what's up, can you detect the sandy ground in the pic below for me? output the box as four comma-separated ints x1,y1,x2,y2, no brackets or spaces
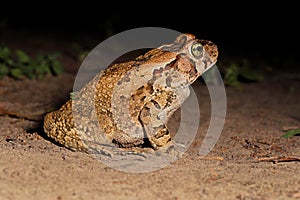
0,30,299,200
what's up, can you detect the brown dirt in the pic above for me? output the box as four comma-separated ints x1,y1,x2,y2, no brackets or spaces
0,30,299,200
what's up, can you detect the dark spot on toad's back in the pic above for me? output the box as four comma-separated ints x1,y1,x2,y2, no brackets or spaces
153,67,164,79
166,77,172,87
151,100,161,109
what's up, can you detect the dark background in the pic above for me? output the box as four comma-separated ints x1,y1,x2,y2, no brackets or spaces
1,2,299,60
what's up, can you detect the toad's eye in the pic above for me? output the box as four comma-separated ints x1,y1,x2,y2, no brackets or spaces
191,43,203,58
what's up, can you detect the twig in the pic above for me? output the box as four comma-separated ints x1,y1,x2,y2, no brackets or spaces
255,156,300,163
199,156,224,161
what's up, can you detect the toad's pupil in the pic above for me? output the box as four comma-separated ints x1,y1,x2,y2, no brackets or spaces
197,46,202,51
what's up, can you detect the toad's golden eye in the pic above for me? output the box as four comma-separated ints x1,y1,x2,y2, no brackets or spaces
191,43,203,58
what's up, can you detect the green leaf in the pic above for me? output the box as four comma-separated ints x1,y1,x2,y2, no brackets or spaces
0,46,11,60
224,63,240,87
36,64,51,79
79,50,89,62
10,68,23,79
6,58,14,66
0,45,63,80
51,59,63,75
70,92,78,100
15,50,31,64
239,67,263,82
22,62,36,79
281,129,300,138
0,63,9,79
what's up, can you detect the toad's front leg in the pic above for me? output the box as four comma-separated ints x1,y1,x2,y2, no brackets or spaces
139,100,172,150
139,86,191,151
